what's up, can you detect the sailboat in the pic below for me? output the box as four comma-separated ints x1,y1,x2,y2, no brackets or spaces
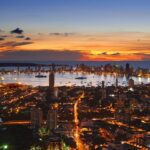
35,72,47,78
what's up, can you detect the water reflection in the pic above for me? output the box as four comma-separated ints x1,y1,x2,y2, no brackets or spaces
0,72,149,87
138,76,142,83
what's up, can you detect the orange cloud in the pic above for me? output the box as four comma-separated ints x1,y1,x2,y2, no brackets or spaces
0,31,150,61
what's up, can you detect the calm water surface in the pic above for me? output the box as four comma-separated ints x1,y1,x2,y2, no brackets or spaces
1,72,149,87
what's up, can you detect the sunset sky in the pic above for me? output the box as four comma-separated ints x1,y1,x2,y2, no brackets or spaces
0,0,150,61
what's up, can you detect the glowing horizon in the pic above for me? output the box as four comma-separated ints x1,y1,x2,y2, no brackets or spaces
0,0,150,61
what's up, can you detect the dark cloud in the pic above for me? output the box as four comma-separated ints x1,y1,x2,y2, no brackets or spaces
49,32,75,37
10,28,23,34
0,37,5,41
99,52,120,56
25,37,31,40
111,52,120,55
0,50,82,61
0,41,33,48
16,35,25,38
101,52,107,55
50,33,61,36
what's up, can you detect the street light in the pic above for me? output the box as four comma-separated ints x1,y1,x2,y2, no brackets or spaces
3,145,8,149
0,145,8,150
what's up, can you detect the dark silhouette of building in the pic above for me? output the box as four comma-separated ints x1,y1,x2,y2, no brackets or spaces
100,81,107,100
30,108,43,128
128,78,134,87
46,72,56,102
47,109,57,130
49,72,55,89
102,81,105,89
126,63,130,73
116,78,118,87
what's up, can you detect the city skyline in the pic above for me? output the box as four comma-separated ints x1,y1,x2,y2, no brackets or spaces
0,0,150,61
0,1,150,149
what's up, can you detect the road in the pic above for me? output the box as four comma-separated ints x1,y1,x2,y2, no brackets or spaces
73,92,89,150
0,120,31,125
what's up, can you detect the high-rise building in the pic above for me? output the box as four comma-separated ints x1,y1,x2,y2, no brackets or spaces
116,78,118,87
47,109,57,130
49,72,55,89
102,81,105,89
100,81,106,100
30,108,43,128
54,87,59,98
126,63,130,73
47,71,56,100
128,79,134,87
101,89,107,99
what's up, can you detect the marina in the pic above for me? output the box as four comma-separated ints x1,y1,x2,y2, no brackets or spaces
0,71,149,87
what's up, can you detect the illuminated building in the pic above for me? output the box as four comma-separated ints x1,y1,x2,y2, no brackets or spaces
54,87,59,99
47,137,62,150
137,134,150,149
47,109,57,130
30,108,43,128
